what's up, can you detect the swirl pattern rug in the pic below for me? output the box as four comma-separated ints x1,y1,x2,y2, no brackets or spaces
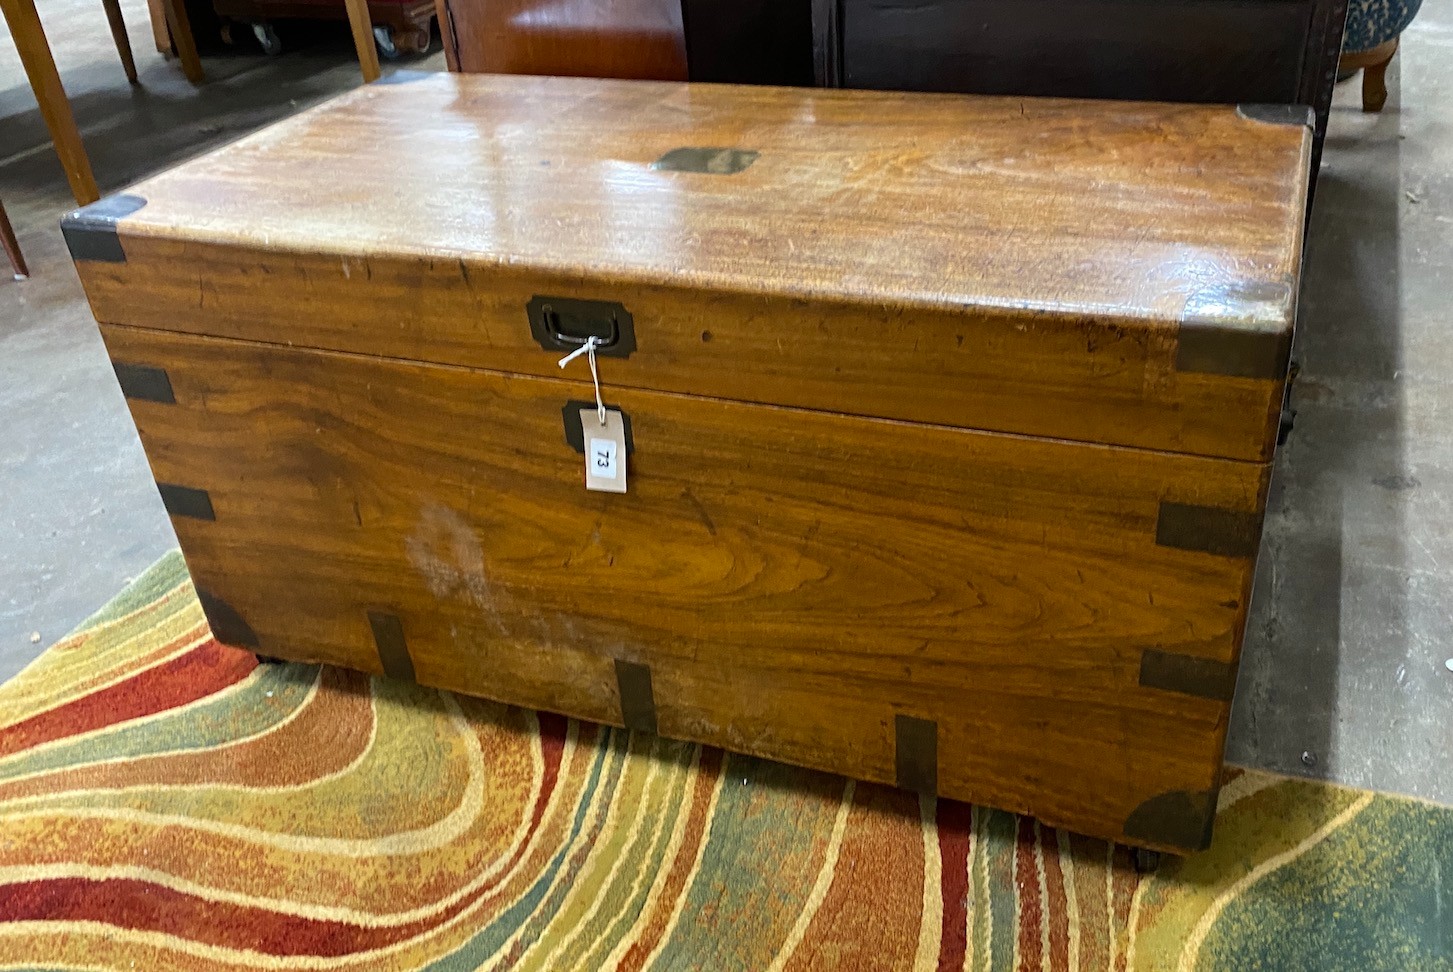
1,552,1449,971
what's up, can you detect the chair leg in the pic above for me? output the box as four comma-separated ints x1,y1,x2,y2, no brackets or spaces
0,0,101,204
101,0,139,84
433,0,458,71
159,0,204,83
1,202,29,280
1362,45,1396,113
343,0,381,83
145,0,169,52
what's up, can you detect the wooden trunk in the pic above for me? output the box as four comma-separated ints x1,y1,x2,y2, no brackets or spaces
64,73,1310,852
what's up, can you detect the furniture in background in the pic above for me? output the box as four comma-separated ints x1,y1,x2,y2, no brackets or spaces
215,0,428,63
160,0,205,81
0,200,27,280
141,0,204,80
142,0,382,82
2,0,382,215
1339,0,1423,111
0,0,120,204
2,0,211,205
101,0,140,83
431,0,811,82
435,0,686,77
437,0,1347,186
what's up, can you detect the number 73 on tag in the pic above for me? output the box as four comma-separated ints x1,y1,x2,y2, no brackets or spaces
582,408,628,493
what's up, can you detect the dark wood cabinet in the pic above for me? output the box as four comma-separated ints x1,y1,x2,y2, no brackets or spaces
833,0,1314,101
679,0,815,87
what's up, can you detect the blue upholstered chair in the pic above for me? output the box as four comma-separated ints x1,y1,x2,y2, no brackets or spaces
1340,0,1424,111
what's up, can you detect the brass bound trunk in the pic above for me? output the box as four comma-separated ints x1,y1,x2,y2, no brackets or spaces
65,73,1311,852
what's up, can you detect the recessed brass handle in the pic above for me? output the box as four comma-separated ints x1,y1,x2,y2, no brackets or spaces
541,303,618,348
526,295,636,357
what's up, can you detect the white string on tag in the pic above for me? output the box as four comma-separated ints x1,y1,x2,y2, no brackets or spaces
557,336,608,426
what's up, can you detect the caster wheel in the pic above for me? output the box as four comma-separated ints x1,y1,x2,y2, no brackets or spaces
373,25,401,60
1132,848,1163,874
394,25,432,54
253,22,283,56
219,22,235,45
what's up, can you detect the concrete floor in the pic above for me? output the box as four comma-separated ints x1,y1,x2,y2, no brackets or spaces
2,2,1450,804
1223,17,1453,803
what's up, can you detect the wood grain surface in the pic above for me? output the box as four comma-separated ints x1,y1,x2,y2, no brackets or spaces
103,323,1269,848
71,73,1309,461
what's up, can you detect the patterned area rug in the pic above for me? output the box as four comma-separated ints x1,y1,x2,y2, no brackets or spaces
0,553,1449,971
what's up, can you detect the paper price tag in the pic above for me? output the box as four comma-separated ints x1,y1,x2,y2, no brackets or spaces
589,437,618,477
582,408,628,493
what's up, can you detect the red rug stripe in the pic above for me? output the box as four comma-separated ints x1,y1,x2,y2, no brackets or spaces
0,876,386,956
1042,831,1071,969
0,640,256,758
936,798,973,971
0,708,571,958
1013,818,1044,970
535,711,567,816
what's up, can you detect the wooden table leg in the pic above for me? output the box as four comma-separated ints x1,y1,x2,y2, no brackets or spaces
343,0,381,83
101,0,139,84
159,0,204,83
0,201,28,280
0,0,101,205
